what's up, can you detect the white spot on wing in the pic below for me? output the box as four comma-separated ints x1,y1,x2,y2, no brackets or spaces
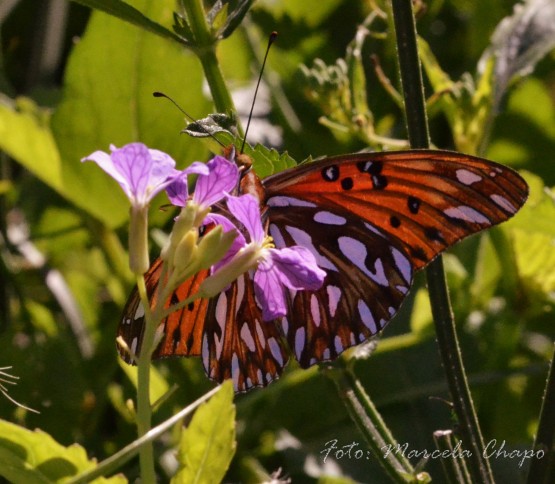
391,247,412,284
310,294,321,327
338,236,388,286
215,293,227,331
285,226,338,271
255,320,265,348
358,300,377,333
134,303,145,321
295,327,306,360
445,205,490,224
268,337,284,367
281,317,289,336
269,224,286,248
456,169,482,185
313,211,347,225
334,336,343,354
130,337,138,357
491,194,517,213
231,353,240,390
235,275,245,316
267,196,317,208
364,221,386,238
240,323,256,352
326,285,341,318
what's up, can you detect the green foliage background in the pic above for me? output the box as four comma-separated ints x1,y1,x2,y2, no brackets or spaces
0,0,554,482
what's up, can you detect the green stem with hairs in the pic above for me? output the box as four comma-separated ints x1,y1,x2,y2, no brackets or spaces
390,0,494,482
182,0,242,135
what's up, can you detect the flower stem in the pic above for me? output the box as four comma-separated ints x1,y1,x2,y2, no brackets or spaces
526,342,555,484
67,386,221,484
326,362,421,483
182,0,242,135
390,1,494,482
135,274,157,483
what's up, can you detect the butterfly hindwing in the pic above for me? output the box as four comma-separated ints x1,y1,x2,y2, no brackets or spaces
118,259,209,362
202,272,289,392
269,207,413,367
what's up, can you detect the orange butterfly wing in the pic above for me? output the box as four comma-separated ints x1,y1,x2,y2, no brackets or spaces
263,150,528,367
264,150,528,270
117,258,209,362
119,149,528,388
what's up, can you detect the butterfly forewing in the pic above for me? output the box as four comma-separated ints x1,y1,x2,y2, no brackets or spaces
264,150,528,270
262,150,528,363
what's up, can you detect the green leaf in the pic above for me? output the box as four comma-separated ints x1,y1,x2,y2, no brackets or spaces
51,0,211,228
0,419,126,483
0,96,64,197
69,0,183,44
172,381,236,483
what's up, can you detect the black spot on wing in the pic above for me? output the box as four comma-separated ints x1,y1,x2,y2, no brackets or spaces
390,215,401,228
341,177,354,190
408,196,421,214
424,227,446,244
322,165,339,182
410,246,428,263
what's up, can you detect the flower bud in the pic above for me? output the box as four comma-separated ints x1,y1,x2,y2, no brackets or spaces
196,226,237,270
173,229,199,272
198,244,259,298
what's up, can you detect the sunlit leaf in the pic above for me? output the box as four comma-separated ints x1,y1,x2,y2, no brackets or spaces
172,381,236,483
0,419,125,483
51,0,210,228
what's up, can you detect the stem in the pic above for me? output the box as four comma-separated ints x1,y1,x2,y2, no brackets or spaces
526,343,555,484
182,0,242,134
135,274,156,483
390,1,494,483
326,363,420,483
67,386,221,484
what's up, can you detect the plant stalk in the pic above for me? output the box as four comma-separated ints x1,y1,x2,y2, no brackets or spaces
390,0,494,482
135,274,157,483
182,0,242,134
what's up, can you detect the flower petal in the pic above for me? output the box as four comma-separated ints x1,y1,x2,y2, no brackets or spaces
81,149,133,199
166,162,210,207
193,156,239,208
82,143,178,207
254,261,288,320
268,246,326,290
226,194,265,244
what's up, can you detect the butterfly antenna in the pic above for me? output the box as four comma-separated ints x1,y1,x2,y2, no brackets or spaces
240,31,278,154
152,91,225,148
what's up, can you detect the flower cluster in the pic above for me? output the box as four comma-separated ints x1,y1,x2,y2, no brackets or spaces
82,142,325,320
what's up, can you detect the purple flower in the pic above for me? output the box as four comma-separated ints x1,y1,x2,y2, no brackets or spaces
166,155,239,209
81,143,189,208
226,195,326,320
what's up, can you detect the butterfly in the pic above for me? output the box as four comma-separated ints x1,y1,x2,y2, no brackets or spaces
118,149,528,392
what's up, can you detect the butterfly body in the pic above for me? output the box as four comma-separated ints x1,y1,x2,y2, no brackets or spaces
119,150,528,392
